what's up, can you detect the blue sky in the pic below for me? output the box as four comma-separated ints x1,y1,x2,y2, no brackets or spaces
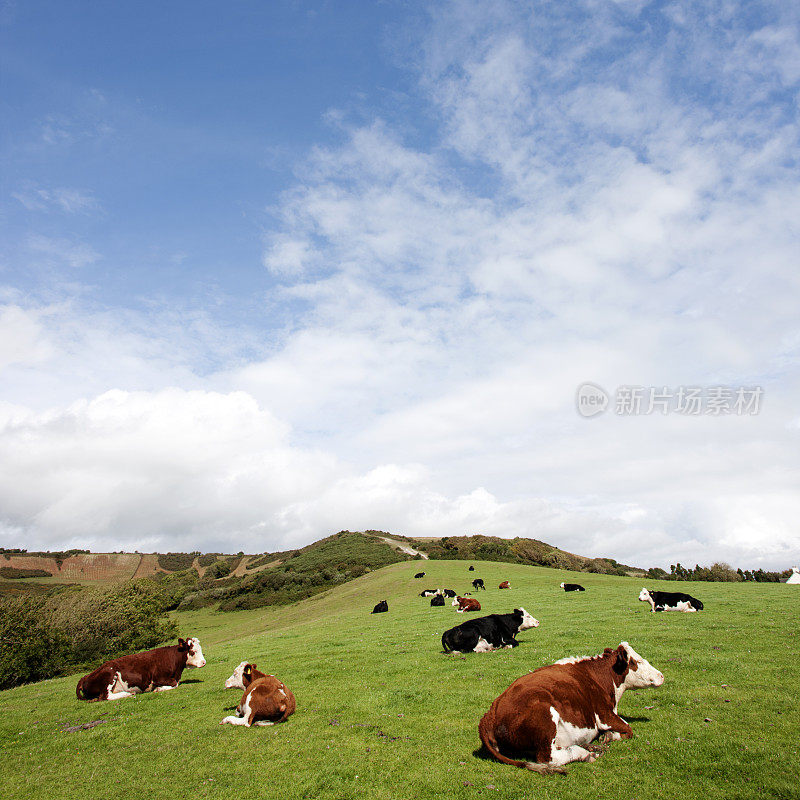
1,1,799,569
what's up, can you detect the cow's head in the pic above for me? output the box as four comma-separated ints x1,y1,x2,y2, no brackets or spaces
560,582,565,588
242,663,259,688
612,642,664,689
638,588,652,603
452,597,461,607
514,608,539,630
224,660,248,689
179,637,206,668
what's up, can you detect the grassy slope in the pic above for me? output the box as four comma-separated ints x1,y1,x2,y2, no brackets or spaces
0,560,797,800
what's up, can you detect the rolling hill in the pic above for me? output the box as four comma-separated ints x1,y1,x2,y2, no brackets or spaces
0,558,796,800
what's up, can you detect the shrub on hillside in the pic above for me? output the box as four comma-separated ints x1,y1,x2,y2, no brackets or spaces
0,597,70,690
48,582,177,665
0,567,52,579
157,553,197,571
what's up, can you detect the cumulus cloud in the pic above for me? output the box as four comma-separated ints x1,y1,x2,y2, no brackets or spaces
1,1,799,568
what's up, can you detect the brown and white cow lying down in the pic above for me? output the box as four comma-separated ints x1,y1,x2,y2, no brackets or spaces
452,596,481,613
221,662,295,727
478,642,664,773
76,637,206,701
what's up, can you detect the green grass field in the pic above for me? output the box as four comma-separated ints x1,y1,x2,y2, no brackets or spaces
1,560,798,800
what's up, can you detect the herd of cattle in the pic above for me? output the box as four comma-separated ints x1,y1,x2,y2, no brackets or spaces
73,571,704,773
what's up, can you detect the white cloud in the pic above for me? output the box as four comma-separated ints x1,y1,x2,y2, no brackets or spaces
1,1,799,569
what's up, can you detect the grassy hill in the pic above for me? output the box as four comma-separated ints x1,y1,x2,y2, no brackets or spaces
0,559,796,800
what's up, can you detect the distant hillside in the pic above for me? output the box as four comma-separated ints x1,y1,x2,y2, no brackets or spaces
401,534,645,577
0,530,643,606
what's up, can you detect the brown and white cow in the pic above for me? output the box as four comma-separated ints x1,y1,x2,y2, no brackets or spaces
478,642,664,773
76,637,206,701
499,581,510,589
221,662,295,727
452,596,481,613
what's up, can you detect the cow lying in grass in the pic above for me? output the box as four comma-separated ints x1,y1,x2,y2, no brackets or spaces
442,609,539,654
479,642,664,773
639,587,703,612
221,662,295,727
76,638,205,701
452,596,481,612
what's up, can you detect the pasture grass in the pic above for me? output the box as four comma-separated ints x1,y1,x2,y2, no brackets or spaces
1,560,798,800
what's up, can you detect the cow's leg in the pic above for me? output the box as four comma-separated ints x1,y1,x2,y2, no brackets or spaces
597,712,633,742
106,672,135,701
550,745,598,766
154,683,178,692
221,696,251,725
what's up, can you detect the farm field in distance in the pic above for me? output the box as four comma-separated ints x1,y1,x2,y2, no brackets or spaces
0,560,797,800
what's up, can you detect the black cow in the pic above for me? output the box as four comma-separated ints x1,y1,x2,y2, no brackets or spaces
441,609,539,654
560,582,586,592
472,578,486,590
468,565,475,571
414,572,426,579
419,589,439,597
372,600,388,614
442,588,456,598
430,594,445,607
639,587,703,611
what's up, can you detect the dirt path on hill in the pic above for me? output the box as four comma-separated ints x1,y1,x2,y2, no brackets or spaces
379,537,429,559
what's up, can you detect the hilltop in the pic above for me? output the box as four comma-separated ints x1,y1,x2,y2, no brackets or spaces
0,531,647,612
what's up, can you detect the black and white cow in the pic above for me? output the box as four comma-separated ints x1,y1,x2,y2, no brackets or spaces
441,609,539,654
561,582,586,592
472,578,486,590
430,593,445,607
419,589,439,597
639,587,703,612
442,588,457,598
372,600,388,613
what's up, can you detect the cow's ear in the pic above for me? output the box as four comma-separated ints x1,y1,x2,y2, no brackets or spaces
177,638,187,650
613,645,629,674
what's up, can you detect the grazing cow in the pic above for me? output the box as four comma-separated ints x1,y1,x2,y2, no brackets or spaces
442,588,457,598
639,587,703,612
76,638,206,701
472,578,486,590
478,642,664,773
372,600,388,614
561,583,585,592
220,663,295,727
419,589,439,597
469,565,475,571
452,596,481,613
442,609,539,654
430,593,445,607
499,581,510,589
414,572,426,579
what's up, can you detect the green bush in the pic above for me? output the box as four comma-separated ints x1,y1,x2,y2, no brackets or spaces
157,553,197,571
0,567,51,579
0,580,178,689
0,597,70,690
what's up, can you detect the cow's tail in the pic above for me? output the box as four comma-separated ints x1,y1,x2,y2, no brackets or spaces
441,631,453,653
478,711,566,775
